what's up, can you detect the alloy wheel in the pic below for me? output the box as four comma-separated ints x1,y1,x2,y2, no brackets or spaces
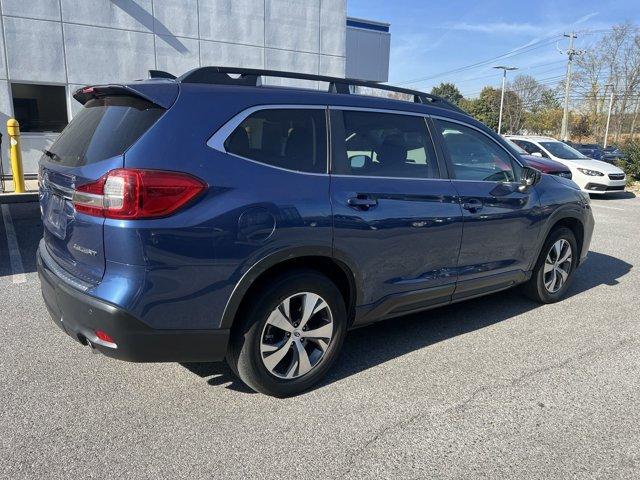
260,292,334,379
543,239,573,293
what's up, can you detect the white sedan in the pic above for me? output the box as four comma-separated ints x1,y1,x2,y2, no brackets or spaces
507,135,626,194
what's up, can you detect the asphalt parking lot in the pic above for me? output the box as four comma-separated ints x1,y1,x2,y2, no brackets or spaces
1,194,639,479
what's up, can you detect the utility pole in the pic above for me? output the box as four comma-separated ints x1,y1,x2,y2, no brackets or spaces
603,84,615,148
560,33,580,141
630,96,640,139
493,65,518,135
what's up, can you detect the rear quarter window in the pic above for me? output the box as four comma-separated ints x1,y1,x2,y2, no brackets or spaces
45,96,164,166
224,108,327,174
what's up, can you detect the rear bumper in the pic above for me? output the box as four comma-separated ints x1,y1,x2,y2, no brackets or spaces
37,245,229,363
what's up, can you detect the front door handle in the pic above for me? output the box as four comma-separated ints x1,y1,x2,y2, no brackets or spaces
347,195,378,210
462,198,483,212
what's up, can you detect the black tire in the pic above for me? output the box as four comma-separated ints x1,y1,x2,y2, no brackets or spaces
522,227,578,303
226,270,347,397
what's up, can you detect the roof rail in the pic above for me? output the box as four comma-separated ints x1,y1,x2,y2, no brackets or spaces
176,66,467,115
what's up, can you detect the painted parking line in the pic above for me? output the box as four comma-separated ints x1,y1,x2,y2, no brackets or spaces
1,204,26,284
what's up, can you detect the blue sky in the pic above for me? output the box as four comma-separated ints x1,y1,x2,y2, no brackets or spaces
347,0,640,97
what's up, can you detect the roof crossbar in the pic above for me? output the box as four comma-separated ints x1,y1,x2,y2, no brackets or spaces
176,66,466,114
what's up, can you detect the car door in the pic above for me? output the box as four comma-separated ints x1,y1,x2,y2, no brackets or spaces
431,118,542,300
330,108,464,322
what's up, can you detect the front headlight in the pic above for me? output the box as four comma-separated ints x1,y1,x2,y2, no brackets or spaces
577,168,604,176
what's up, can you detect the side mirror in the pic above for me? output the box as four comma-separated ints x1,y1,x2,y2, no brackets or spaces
519,166,542,192
530,151,543,157
349,154,371,169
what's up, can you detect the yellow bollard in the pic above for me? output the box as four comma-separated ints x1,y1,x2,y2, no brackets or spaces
7,118,25,193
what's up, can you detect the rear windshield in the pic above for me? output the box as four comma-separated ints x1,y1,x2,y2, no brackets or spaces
45,96,164,166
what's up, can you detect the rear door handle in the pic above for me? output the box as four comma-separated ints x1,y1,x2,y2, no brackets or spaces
347,195,378,210
462,198,483,212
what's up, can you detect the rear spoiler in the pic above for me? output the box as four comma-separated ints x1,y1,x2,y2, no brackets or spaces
73,82,178,109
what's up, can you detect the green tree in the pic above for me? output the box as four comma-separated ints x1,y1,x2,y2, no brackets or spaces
524,89,563,135
571,114,592,141
540,89,561,110
460,87,501,131
430,82,463,105
619,139,640,182
525,108,563,136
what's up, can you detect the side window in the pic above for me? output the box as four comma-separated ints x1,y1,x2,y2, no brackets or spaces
331,110,439,179
224,108,327,174
511,139,529,152
435,120,516,182
515,140,546,157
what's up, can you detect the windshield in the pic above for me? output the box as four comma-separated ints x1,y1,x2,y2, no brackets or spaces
539,141,588,160
504,138,527,155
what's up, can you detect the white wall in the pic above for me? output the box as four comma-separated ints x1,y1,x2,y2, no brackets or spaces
346,24,390,82
0,0,347,181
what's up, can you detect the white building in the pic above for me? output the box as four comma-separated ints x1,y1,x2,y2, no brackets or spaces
0,0,389,188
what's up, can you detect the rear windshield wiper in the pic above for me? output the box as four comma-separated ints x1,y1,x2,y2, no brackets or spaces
43,149,62,162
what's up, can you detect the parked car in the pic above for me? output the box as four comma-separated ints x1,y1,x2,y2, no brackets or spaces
507,135,626,194
603,146,625,164
573,143,605,161
38,67,594,397
503,138,572,179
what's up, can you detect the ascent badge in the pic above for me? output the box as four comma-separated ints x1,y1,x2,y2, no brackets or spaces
72,244,98,256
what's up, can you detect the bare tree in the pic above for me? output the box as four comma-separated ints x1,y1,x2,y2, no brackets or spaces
616,26,640,141
506,75,544,133
574,45,606,139
574,23,640,143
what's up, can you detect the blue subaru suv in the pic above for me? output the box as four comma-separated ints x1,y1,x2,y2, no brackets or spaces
37,67,594,397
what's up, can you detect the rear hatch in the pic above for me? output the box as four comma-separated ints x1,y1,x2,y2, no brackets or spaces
39,89,169,284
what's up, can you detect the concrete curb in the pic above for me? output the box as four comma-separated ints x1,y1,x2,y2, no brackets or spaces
0,192,39,204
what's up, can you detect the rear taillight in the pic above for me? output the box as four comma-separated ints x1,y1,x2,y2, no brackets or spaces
73,169,206,219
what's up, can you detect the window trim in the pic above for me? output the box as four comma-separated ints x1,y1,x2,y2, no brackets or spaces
207,104,330,176
207,104,521,182
430,115,524,183
327,106,446,181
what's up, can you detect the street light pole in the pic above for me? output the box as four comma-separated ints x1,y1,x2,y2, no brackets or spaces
603,84,615,149
493,65,517,135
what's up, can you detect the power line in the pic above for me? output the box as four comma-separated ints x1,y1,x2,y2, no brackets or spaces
449,60,567,87
395,27,621,89
460,74,566,98
396,34,563,86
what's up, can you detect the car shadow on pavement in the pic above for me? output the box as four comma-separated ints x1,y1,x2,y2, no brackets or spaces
181,362,258,394
320,251,631,390
184,251,631,395
592,191,636,200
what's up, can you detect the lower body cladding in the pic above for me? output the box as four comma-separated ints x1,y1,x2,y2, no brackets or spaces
353,269,531,327
583,180,626,194
37,246,229,363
